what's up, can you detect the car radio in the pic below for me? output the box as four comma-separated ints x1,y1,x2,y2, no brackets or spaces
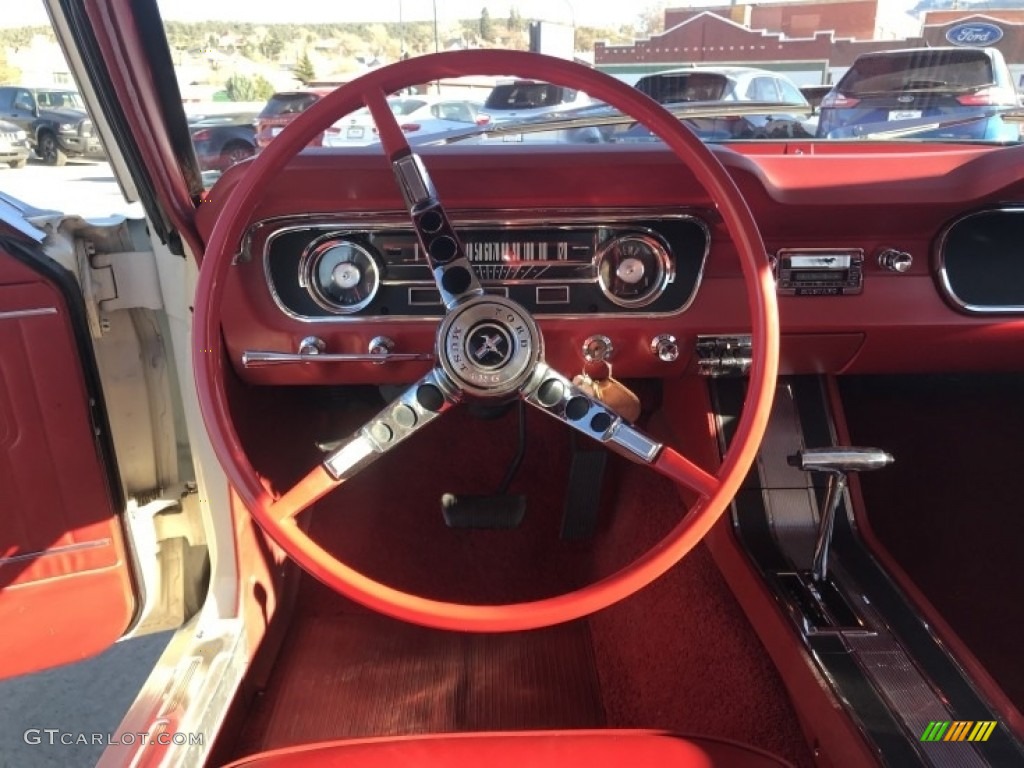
774,249,864,296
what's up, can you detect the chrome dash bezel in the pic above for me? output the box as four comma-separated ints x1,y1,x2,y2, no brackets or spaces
934,206,1024,315
252,207,712,324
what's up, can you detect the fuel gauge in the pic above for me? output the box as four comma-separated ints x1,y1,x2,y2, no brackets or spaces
596,233,673,307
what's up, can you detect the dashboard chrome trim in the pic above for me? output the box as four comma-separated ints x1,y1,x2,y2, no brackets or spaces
252,208,711,324
934,206,1024,315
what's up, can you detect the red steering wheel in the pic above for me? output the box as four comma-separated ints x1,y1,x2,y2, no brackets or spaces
194,50,779,632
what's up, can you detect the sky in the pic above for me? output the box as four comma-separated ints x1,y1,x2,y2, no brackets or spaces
1,0,649,29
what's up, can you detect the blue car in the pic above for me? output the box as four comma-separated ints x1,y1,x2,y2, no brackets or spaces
817,47,1020,141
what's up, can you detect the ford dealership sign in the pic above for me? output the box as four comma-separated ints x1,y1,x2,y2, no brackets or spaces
945,22,1004,47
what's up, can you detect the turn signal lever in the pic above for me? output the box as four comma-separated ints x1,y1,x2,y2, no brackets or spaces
788,447,894,582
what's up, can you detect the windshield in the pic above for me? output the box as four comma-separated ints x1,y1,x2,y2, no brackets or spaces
259,93,321,117
635,72,732,103
838,49,998,95
484,82,579,110
63,0,1006,180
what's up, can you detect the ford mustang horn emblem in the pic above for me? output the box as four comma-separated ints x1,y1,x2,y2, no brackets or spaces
469,323,514,369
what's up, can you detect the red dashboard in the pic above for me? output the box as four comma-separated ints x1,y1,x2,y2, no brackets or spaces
195,140,1024,386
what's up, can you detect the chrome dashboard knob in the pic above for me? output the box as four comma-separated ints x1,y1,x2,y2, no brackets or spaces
368,336,395,364
651,334,680,362
298,336,326,356
878,248,913,273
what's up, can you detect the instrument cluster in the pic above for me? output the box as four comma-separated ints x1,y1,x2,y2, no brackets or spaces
258,212,710,321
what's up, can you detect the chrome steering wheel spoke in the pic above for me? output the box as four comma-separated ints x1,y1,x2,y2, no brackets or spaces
269,368,458,522
522,362,719,499
522,363,661,461
364,88,483,308
322,368,456,479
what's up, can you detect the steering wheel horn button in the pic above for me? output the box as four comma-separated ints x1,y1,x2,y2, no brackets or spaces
438,296,541,397
468,322,514,370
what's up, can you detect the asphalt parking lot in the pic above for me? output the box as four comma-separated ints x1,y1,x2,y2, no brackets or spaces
0,156,142,219
0,155,167,767
0,633,171,767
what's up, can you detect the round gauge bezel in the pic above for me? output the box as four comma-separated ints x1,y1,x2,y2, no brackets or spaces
594,232,674,308
299,238,381,315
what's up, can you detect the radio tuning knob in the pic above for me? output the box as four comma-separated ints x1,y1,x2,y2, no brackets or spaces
878,249,913,273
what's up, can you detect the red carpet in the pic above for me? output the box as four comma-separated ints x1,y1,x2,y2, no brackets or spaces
233,613,605,755
840,374,1024,714
226,384,813,766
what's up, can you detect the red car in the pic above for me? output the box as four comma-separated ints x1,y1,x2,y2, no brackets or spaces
3,3,1024,768
255,89,333,149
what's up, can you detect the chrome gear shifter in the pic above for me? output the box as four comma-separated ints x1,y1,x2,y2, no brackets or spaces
788,447,894,582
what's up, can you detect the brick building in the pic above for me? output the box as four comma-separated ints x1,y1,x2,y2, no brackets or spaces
595,1,1024,87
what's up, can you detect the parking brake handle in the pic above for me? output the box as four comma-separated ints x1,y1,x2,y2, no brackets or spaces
788,447,894,582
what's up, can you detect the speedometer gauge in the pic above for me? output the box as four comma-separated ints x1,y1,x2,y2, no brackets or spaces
595,233,673,307
300,239,381,314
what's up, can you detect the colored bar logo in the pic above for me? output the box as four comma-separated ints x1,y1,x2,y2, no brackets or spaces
921,721,998,742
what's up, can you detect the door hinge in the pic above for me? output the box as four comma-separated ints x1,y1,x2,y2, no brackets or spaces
78,238,163,337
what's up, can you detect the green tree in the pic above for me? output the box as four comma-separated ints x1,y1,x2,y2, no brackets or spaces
637,2,668,36
480,8,494,42
294,50,316,85
507,7,522,32
259,32,284,61
225,73,274,102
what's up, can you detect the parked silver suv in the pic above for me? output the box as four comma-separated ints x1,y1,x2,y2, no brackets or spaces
629,66,813,140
